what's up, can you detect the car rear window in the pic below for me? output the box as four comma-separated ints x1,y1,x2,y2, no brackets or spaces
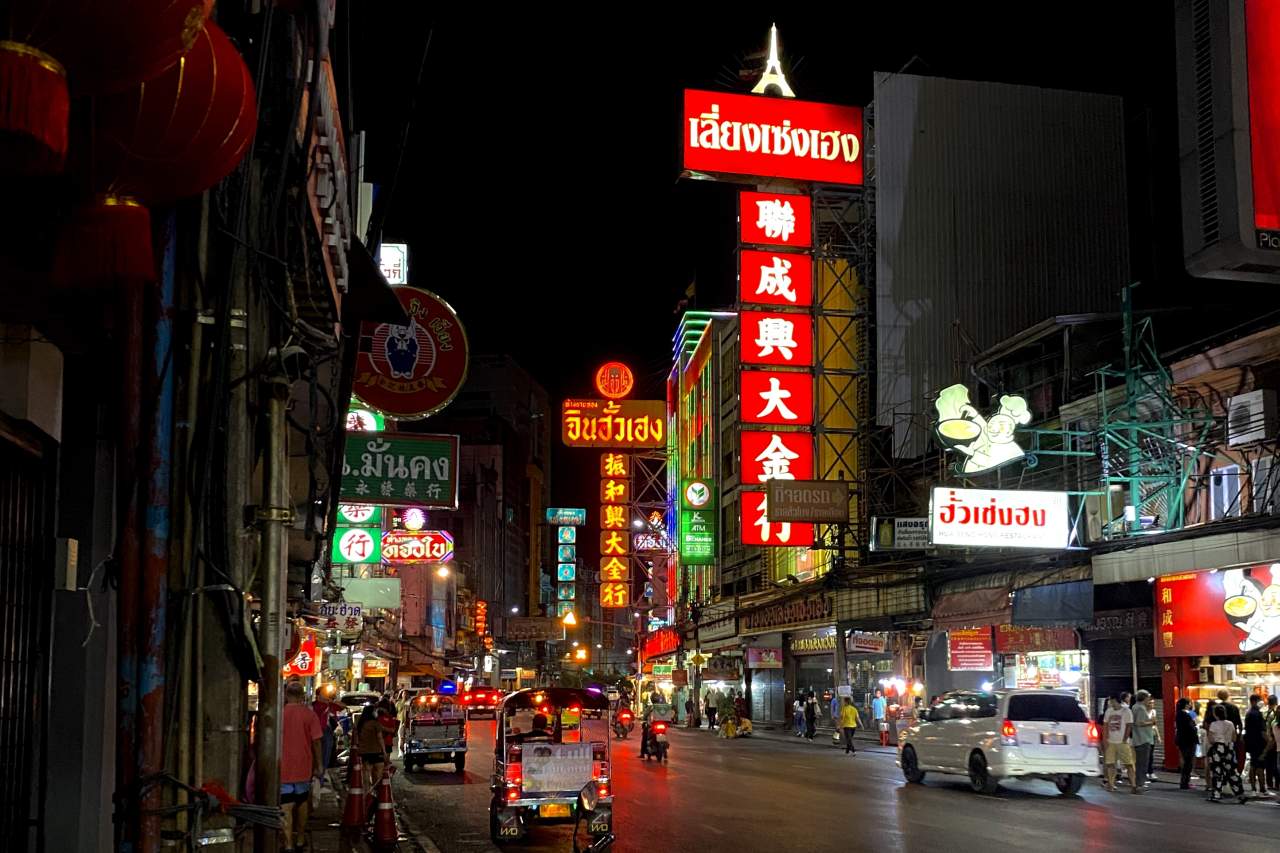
1006,694,1087,723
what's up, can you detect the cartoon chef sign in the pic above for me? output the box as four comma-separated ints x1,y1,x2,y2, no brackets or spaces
1222,565,1280,653
933,383,1033,474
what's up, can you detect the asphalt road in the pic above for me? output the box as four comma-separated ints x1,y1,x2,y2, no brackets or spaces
392,718,1280,853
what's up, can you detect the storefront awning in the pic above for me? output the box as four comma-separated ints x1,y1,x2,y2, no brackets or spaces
931,586,1011,630
1012,580,1093,627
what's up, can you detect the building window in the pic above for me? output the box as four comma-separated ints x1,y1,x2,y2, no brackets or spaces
1210,464,1243,520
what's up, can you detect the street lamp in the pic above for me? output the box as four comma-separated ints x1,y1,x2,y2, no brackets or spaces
435,565,450,578
510,606,519,614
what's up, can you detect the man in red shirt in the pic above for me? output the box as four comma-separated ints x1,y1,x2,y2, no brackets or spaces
281,680,323,851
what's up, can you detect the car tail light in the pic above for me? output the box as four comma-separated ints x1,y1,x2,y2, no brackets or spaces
618,710,632,722
1000,719,1018,746
596,781,610,798
1086,721,1100,746
592,743,609,780
504,757,522,800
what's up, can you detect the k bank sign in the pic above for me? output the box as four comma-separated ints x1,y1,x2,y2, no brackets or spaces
930,487,1071,550
682,89,864,185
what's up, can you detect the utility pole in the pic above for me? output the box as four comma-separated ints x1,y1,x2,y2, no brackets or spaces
254,374,292,853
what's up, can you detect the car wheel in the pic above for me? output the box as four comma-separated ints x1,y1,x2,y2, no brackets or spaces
455,756,466,773
489,803,501,843
901,745,926,784
1055,773,1084,796
967,751,999,795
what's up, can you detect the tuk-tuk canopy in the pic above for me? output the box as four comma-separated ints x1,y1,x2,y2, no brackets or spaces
498,687,609,712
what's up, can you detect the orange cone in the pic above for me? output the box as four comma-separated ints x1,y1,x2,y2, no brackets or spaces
340,754,367,829
371,765,399,851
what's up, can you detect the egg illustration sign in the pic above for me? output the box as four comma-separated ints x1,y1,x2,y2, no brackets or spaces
353,285,470,419
1155,565,1280,656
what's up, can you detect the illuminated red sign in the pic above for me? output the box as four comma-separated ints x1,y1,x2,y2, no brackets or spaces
600,452,630,478
594,362,635,399
642,627,681,658
739,249,813,307
474,600,489,638
1155,565,1280,657
1247,0,1280,230
599,556,629,582
740,191,812,248
740,370,813,425
739,310,814,367
600,582,630,608
381,530,454,563
283,636,319,677
600,529,628,556
600,478,631,504
740,491,813,546
601,505,627,530
683,89,864,185
740,430,814,484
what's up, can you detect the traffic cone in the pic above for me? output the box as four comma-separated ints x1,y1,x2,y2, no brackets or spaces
340,754,367,829
371,765,399,851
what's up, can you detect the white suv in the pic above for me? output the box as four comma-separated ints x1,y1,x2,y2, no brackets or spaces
897,689,1101,795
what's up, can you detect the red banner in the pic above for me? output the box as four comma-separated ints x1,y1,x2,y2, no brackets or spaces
739,249,813,308
1155,565,1280,657
948,628,994,671
993,624,1078,655
740,490,813,546
739,310,814,367
740,370,812,426
740,430,813,484
683,89,864,185
1247,0,1280,230
739,191,812,248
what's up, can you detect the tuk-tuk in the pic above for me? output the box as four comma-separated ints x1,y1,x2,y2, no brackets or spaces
489,687,613,847
403,693,468,773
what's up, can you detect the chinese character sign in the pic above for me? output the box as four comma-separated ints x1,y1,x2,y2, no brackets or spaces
740,431,814,483
340,432,460,509
740,371,813,425
561,399,666,448
599,557,628,582
337,504,382,526
601,504,627,530
283,636,320,677
557,544,576,563
739,310,814,367
739,191,812,248
600,478,631,504
332,528,380,564
600,452,630,478
740,491,813,546
739,249,813,307
600,582,630,608
557,582,576,601
600,530,628,556
1156,566,1280,657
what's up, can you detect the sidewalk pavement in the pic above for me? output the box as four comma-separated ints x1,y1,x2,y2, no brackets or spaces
302,767,434,853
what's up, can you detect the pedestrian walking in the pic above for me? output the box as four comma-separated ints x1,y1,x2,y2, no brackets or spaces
1103,696,1141,794
280,679,324,852
1175,698,1200,790
1244,693,1270,795
804,690,818,740
1208,704,1248,803
840,697,861,754
355,704,388,795
829,692,842,745
311,691,342,770
1131,690,1158,787
872,689,888,746
1264,695,1279,791
793,696,805,736
704,692,718,730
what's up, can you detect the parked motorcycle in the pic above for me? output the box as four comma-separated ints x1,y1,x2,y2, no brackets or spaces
612,708,635,740
639,720,669,763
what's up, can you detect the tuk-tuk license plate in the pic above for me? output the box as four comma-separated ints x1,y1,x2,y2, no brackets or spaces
1040,733,1067,745
539,804,572,819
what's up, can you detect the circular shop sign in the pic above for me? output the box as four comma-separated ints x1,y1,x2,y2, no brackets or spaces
353,285,469,419
594,361,635,400
685,480,711,508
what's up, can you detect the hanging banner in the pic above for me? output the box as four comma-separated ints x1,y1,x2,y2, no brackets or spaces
353,286,469,419
546,507,587,526
682,89,864,185
747,647,784,668
947,628,994,671
679,478,716,561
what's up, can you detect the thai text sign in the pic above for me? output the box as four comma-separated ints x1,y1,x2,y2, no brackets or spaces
930,487,1071,550
765,479,848,523
561,399,666,448
683,89,864,185
341,432,460,509
381,530,454,563
739,249,813,307
315,601,364,634
522,743,593,793
947,628,994,671
1156,565,1280,657
870,516,930,551
643,627,682,658
740,191,812,248
741,592,832,633
994,625,1078,655
504,617,559,642
546,507,587,526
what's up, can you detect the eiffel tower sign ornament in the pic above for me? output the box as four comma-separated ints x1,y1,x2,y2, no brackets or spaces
751,24,795,98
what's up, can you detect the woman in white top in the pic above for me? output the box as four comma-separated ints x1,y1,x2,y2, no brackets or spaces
1208,704,1247,803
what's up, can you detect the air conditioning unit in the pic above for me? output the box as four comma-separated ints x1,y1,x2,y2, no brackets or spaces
1227,389,1277,446
1082,494,1105,544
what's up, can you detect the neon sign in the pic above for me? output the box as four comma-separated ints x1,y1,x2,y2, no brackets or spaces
739,249,813,308
739,310,814,367
740,491,813,546
594,362,635,399
740,430,814,483
381,530,454,563
740,191,812,248
561,399,666,448
740,371,813,425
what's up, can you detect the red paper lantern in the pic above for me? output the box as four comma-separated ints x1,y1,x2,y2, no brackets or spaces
0,39,68,175
54,21,257,288
67,1,215,96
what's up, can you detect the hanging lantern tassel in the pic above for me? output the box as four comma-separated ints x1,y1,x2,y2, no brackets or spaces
0,40,69,176
53,196,156,288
